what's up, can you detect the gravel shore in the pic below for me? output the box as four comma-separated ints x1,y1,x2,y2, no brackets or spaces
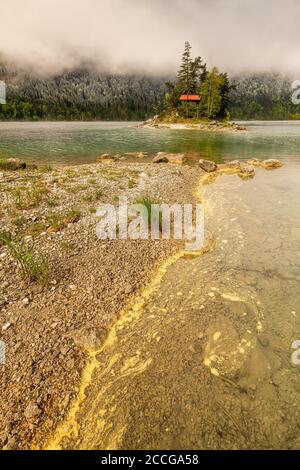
0,160,202,449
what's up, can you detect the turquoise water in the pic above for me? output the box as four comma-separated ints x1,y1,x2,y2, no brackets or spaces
36,123,300,449
1,120,300,448
1,121,300,166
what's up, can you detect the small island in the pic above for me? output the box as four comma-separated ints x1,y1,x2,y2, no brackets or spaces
142,42,246,132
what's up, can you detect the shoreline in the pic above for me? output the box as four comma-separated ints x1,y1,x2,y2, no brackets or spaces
0,159,201,449
44,161,283,450
139,118,246,133
0,156,283,449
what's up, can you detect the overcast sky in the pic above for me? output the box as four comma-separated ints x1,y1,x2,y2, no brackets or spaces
1,0,299,76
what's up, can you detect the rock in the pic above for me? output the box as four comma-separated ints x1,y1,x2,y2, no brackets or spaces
0,158,26,171
2,322,12,331
97,153,110,160
124,284,133,295
204,315,255,379
152,154,169,164
263,159,283,169
97,154,116,163
239,165,255,178
258,336,270,348
226,160,241,170
69,327,107,352
166,153,187,165
0,431,8,446
198,159,218,173
3,437,17,450
247,158,260,166
152,152,186,165
123,152,146,159
24,402,42,420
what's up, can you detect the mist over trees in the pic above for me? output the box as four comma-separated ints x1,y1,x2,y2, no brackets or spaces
0,61,299,121
0,64,166,121
229,73,300,120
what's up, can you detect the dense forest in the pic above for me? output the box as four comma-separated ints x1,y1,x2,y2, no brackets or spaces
0,62,299,121
229,73,300,120
0,64,166,121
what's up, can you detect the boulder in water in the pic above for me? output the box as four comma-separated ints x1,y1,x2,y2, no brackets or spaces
239,165,255,178
263,159,283,169
198,159,218,173
226,160,242,170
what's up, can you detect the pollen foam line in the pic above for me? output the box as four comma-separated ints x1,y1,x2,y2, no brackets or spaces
43,249,185,450
42,172,215,450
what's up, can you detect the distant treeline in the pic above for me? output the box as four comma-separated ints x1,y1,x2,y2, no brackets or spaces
0,66,166,121
229,74,300,120
0,64,299,121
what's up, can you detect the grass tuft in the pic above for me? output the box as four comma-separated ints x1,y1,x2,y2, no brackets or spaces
0,232,49,285
133,196,162,229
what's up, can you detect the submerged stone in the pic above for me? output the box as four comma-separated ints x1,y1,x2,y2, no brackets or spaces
263,159,283,169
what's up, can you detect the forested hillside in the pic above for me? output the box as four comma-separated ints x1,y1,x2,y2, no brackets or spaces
0,63,299,121
0,64,166,121
229,73,300,120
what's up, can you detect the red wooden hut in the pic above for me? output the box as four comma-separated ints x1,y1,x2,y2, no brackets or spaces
179,95,201,102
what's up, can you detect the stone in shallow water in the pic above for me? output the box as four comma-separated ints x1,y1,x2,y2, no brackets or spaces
247,158,261,166
263,159,283,169
198,159,218,173
204,314,255,379
152,152,186,165
239,165,255,178
226,160,242,170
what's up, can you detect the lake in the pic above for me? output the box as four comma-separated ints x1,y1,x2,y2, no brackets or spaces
1,120,300,166
26,121,300,449
67,165,300,449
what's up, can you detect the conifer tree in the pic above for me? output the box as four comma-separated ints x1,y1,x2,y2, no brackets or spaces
177,41,193,95
176,42,205,95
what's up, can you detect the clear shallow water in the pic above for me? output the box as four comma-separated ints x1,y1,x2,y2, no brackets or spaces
52,167,300,450
1,121,300,166
2,120,300,448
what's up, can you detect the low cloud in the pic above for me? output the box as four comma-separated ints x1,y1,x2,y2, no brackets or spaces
1,0,299,76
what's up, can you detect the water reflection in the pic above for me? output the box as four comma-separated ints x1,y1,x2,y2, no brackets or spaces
1,121,300,166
